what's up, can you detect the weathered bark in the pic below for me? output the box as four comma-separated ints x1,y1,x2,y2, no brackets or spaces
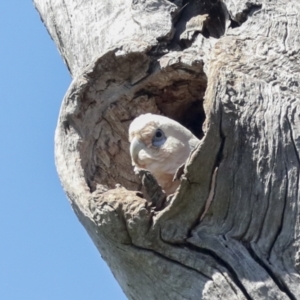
34,0,300,299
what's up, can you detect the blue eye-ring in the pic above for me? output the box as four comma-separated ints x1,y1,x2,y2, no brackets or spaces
152,129,166,147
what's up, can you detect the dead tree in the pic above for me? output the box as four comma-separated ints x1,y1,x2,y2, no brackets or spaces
34,0,300,299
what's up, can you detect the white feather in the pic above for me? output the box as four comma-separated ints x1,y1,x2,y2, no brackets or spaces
129,113,199,194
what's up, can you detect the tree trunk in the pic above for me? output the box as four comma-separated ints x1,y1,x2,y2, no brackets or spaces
34,0,300,299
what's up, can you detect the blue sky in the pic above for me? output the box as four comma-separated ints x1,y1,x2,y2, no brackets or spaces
0,2,126,299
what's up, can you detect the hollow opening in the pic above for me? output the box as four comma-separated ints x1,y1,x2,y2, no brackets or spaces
172,0,228,50
75,56,207,194
233,4,262,26
153,85,205,139
134,77,206,139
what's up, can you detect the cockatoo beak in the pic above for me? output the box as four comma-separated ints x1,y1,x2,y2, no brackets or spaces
130,137,145,166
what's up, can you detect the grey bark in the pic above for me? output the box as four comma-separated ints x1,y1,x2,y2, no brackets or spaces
34,0,300,299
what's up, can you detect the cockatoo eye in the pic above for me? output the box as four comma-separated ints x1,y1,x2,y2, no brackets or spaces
152,129,166,147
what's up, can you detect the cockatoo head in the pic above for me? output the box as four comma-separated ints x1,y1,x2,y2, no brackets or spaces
129,113,199,194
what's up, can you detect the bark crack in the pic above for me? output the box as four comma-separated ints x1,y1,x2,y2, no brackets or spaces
243,243,296,300
47,3,72,74
133,243,212,282
185,243,253,300
267,166,288,260
200,166,218,221
256,174,273,243
286,115,300,166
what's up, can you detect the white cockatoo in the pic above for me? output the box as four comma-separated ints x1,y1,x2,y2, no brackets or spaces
129,113,199,195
